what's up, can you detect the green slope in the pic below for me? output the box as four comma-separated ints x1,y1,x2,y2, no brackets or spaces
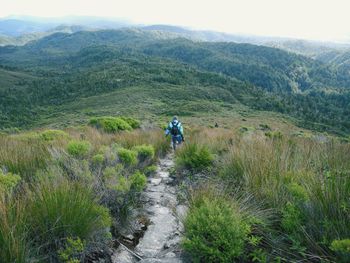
0,29,349,135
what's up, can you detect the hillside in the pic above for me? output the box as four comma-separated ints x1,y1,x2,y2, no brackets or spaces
0,14,349,263
0,29,349,135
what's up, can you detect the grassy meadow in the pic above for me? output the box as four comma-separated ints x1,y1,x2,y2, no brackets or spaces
0,117,168,262
175,125,350,262
0,115,349,262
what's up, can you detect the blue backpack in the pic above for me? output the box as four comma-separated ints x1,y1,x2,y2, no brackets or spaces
171,122,180,136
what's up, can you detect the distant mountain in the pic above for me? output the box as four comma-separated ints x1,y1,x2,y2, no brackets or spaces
1,16,350,62
0,29,349,134
0,19,56,36
0,16,132,36
1,29,349,93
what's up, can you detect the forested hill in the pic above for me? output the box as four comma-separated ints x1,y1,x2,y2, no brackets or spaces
0,29,349,135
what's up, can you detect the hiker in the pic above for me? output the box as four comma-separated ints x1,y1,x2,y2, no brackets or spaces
165,116,184,150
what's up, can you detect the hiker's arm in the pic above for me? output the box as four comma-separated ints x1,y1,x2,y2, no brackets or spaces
165,129,170,136
165,122,172,136
180,125,185,141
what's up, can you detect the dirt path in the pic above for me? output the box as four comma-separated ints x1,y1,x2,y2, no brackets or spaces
112,154,188,263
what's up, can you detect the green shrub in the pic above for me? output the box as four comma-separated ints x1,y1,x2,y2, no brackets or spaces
25,178,111,259
176,143,214,171
130,171,147,192
114,176,131,193
103,166,131,193
330,239,350,261
265,131,283,139
287,182,309,202
67,140,91,158
120,117,140,129
103,165,123,181
144,165,158,176
0,171,21,192
118,148,138,166
132,144,155,162
40,129,69,141
58,237,85,263
91,154,104,166
281,202,304,233
89,117,132,133
183,193,250,262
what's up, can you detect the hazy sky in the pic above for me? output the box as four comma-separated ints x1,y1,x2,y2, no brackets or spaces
1,0,350,42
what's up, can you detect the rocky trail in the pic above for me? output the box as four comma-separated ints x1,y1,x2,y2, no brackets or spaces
112,154,188,263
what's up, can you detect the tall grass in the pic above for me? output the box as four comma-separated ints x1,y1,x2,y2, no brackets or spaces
0,135,50,181
180,128,350,261
0,125,166,262
114,129,169,157
25,177,111,261
0,193,31,263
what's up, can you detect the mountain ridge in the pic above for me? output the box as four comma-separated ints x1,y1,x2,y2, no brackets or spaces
0,28,349,135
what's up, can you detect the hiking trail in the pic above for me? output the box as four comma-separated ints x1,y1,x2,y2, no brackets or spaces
112,154,188,263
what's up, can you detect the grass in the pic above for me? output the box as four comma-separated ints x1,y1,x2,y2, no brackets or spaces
0,134,50,181
180,127,350,262
114,129,169,158
0,193,31,263
0,124,169,262
67,140,92,158
89,116,134,133
175,142,214,172
132,144,155,162
26,177,112,261
0,116,348,262
183,188,251,262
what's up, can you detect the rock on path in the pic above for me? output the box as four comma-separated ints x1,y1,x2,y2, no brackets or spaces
112,155,188,263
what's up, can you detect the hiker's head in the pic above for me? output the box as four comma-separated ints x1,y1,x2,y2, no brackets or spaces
172,116,178,124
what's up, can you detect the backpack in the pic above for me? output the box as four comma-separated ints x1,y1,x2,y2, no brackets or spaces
171,122,180,136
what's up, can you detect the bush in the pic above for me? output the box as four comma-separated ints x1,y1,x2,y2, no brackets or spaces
103,165,123,181
144,165,158,176
113,176,131,193
132,144,155,162
176,142,214,171
118,148,138,166
130,171,147,192
40,129,69,141
281,202,304,233
91,154,104,166
103,166,131,193
58,237,85,263
67,140,91,158
0,171,21,192
330,239,350,262
89,117,132,133
183,193,250,262
120,117,140,129
265,131,283,139
25,178,111,260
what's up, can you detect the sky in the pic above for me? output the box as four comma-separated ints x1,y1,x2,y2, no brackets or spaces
1,0,350,42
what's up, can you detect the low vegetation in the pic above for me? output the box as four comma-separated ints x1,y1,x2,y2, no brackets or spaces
179,127,350,262
0,120,169,262
89,116,139,133
183,189,251,262
0,115,349,262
